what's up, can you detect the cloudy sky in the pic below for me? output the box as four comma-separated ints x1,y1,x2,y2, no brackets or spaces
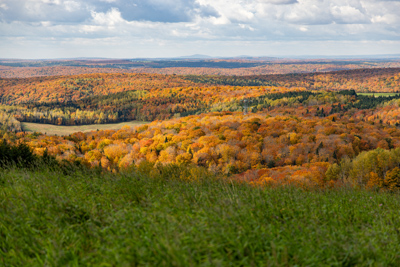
0,0,399,59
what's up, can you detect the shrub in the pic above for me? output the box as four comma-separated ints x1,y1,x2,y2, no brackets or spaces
0,140,37,167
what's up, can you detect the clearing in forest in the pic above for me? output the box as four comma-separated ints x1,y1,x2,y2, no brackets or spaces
21,121,147,136
357,92,400,97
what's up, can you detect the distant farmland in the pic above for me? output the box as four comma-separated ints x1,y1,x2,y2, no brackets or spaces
21,121,147,136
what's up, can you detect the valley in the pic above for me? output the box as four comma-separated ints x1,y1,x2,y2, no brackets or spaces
3,0,400,263
1,59,400,265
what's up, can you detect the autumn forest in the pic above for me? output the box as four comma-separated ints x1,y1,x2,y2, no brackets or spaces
2,58,400,265
0,60,399,190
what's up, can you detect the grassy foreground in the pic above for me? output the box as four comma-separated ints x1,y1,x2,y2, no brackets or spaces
1,164,400,266
21,121,147,136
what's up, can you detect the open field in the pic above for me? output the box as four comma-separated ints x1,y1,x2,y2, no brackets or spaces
21,121,147,136
358,92,400,97
2,164,400,266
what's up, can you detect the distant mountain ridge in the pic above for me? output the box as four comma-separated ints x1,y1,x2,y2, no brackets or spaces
2,54,400,62
178,54,213,59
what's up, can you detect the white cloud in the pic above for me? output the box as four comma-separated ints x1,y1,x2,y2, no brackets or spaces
64,1,81,12
331,5,369,24
205,16,231,25
91,8,124,26
239,24,255,31
299,26,308,32
0,3,8,10
196,0,256,23
282,1,333,25
0,0,399,58
258,0,298,4
40,0,62,4
371,14,398,24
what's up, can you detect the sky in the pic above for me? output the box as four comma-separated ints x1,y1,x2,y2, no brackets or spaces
0,0,399,59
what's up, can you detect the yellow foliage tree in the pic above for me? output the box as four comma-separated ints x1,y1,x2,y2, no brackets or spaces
384,167,400,191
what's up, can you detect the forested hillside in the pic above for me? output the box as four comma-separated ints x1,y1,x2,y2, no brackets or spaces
0,73,195,104
0,67,400,191
186,68,400,92
0,68,398,127
14,86,304,125
4,66,400,266
1,68,398,106
2,102,399,191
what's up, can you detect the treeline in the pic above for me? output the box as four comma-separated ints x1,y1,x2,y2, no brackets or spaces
14,86,307,125
2,67,399,105
1,70,399,127
15,90,326,125
185,75,276,86
0,73,197,104
326,148,400,190
15,89,206,125
0,106,22,132
5,105,400,190
237,147,400,191
9,109,399,175
321,90,400,116
185,68,400,92
348,94,400,109
11,89,400,126
0,140,38,168
0,139,95,178
185,75,277,86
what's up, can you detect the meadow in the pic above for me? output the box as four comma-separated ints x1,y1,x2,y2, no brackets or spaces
357,92,400,97
1,162,400,266
21,121,147,136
